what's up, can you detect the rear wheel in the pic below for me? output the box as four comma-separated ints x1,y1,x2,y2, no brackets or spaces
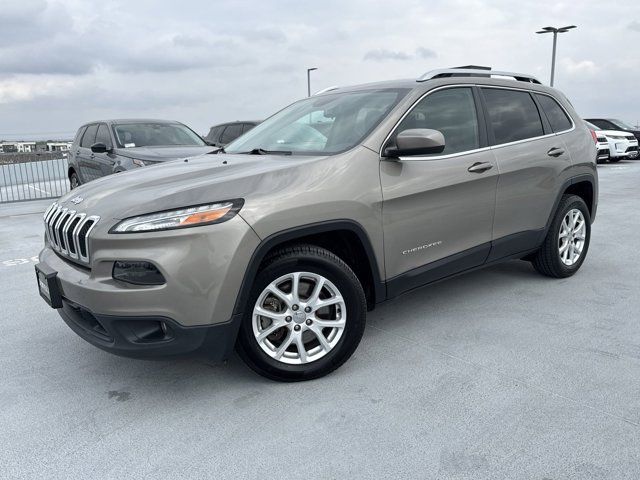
236,244,366,382
531,195,591,278
69,171,80,189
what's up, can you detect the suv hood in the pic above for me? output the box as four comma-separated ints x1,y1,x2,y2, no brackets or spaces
57,153,324,220
115,145,216,162
598,130,637,139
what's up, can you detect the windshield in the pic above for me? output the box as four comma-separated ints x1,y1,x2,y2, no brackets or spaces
610,119,635,130
225,88,409,155
113,123,206,148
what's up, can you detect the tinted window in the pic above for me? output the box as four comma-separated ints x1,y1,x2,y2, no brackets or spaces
242,123,257,134
220,124,243,144
112,123,205,148
536,94,572,132
396,87,479,155
95,124,112,148
73,126,86,145
482,88,544,144
80,124,98,148
206,126,224,142
590,119,618,130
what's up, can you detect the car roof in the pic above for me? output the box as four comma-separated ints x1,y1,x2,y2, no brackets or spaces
209,120,261,129
80,119,184,127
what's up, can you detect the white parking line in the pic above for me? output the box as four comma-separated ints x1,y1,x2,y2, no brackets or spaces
1,256,39,267
28,184,51,194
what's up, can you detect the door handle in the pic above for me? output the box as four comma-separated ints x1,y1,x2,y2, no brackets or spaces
468,162,493,173
547,147,565,157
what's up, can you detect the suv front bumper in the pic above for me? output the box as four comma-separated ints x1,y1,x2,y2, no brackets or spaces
57,297,241,360
36,215,260,360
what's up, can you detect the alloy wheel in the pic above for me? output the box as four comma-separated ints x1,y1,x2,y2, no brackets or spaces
558,208,586,266
252,271,347,365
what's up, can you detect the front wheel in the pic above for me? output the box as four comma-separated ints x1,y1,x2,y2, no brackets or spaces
608,157,621,163
531,194,591,278
236,245,366,382
69,172,80,189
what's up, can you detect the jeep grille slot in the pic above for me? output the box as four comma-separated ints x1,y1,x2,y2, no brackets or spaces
43,203,99,265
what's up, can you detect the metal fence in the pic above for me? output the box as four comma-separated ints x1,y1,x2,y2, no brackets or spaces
0,153,69,203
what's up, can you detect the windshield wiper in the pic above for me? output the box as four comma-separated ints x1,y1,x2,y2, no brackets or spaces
240,148,292,156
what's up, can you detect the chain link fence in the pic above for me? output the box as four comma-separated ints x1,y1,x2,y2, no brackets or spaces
0,153,69,203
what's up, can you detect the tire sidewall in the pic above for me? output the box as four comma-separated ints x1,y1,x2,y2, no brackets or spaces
237,252,366,381
551,196,591,275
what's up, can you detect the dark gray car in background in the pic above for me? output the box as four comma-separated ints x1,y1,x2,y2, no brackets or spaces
204,120,260,148
67,119,215,188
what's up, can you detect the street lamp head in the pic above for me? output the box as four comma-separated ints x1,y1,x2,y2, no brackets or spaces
557,25,577,33
536,30,552,34
307,67,318,72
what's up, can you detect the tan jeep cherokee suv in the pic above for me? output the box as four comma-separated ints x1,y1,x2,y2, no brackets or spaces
36,68,597,381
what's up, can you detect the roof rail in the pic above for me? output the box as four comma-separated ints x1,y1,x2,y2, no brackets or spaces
417,68,542,84
313,86,340,95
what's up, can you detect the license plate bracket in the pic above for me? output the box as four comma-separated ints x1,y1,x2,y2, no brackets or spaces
35,263,63,309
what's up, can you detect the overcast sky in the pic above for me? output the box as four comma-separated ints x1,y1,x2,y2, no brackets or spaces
1,0,639,140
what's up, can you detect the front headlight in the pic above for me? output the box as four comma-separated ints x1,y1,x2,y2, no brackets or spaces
110,199,244,233
132,159,158,167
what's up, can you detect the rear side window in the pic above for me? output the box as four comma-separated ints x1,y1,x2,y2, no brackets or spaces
482,88,544,144
535,94,572,132
80,124,98,148
589,119,617,130
206,126,224,142
396,87,479,155
95,124,112,148
220,124,243,144
242,123,256,134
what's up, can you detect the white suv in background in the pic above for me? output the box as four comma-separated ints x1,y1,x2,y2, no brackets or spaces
584,121,638,163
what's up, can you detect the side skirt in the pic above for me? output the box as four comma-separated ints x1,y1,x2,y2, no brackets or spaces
385,230,543,300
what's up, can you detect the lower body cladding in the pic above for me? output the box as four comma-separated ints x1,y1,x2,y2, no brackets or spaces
36,215,260,360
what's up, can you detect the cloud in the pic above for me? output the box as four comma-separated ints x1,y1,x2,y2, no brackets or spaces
629,20,640,32
416,47,437,59
560,58,599,76
364,47,437,62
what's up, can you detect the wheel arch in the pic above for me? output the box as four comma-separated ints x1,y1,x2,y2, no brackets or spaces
232,220,385,316
546,174,597,229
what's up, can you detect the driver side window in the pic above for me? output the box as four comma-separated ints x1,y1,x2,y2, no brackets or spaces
396,87,479,156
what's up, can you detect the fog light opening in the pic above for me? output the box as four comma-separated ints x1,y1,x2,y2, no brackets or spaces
112,260,166,286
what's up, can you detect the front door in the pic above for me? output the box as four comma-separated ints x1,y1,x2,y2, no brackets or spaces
77,124,98,182
380,86,498,295
93,123,116,177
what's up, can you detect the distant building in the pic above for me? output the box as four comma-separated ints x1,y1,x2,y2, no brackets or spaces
0,140,71,154
47,142,71,152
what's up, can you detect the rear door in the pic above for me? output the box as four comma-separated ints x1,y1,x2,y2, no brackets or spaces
381,86,498,292
77,124,98,182
93,123,116,177
481,87,572,260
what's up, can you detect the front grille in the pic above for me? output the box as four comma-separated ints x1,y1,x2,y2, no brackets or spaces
626,145,639,153
43,203,99,265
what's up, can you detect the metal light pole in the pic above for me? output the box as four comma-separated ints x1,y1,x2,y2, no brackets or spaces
536,25,576,86
307,67,317,97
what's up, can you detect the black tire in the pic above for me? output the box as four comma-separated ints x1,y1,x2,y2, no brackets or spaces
236,244,366,382
608,157,621,163
69,171,80,189
531,194,591,278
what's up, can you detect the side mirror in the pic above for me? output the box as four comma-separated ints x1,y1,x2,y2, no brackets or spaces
90,142,110,153
383,128,445,158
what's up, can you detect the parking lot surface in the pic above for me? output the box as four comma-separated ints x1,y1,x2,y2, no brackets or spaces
1,161,639,479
